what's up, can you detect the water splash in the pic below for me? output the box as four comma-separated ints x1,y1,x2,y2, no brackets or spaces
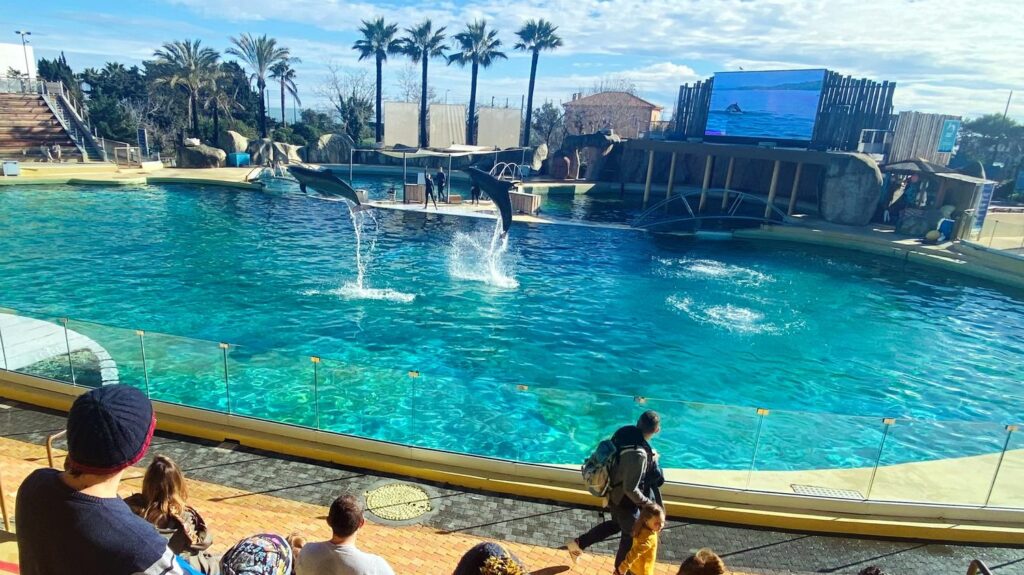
667,295,802,335
656,257,773,287
449,219,518,289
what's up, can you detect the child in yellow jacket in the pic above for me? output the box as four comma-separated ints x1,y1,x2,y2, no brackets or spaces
615,503,665,575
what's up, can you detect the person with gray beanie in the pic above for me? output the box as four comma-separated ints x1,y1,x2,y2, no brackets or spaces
16,384,186,575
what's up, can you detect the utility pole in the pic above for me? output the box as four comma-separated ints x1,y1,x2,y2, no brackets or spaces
1004,90,1014,120
14,30,32,80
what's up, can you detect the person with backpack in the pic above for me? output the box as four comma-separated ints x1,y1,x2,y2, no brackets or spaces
569,410,665,567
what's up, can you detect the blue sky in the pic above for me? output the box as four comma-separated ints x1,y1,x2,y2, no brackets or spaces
9,0,1023,121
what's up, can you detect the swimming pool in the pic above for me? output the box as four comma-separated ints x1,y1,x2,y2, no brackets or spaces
1,182,1022,478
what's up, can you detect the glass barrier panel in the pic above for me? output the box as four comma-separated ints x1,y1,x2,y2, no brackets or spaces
870,418,1007,506
644,398,760,490
748,408,882,499
225,345,317,428
64,319,147,392
316,358,412,443
514,385,642,467
977,424,1022,509
140,331,227,412
407,376,523,463
0,310,76,385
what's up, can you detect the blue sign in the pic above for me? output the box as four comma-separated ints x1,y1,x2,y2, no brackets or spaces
937,119,960,153
971,182,996,237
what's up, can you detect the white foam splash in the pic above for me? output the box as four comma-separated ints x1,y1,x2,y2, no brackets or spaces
448,219,518,289
667,295,801,335
334,283,416,303
656,257,773,287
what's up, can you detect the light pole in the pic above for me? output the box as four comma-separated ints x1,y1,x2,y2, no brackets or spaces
444,89,450,105
14,30,32,80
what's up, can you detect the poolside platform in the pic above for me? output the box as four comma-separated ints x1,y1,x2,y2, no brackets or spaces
2,398,1022,574
0,163,262,189
0,314,118,384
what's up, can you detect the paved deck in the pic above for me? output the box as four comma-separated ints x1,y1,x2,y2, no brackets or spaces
0,314,117,384
1,400,1021,574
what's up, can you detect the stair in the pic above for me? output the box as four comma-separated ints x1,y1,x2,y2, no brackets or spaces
0,93,83,162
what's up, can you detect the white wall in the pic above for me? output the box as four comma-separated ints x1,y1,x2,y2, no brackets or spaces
0,42,36,79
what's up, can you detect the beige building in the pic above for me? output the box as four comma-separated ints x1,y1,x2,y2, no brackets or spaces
563,91,663,139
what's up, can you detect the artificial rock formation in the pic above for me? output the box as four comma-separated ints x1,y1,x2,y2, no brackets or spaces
247,138,274,165
819,154,883,226
218,130,249,154
308,133,355,164
178,143,226,168
531,143,548,172
272,141,303,164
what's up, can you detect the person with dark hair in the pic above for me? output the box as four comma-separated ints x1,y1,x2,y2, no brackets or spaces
423,173,438,210
295,494,394,575
452,542,527,575
567,410,665,567
436,167,448,202
470,184,481,205
15,385,186,575
677,548,725,575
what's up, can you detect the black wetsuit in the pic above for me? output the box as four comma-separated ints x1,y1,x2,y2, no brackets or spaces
424,177,437,209
436,171,447,201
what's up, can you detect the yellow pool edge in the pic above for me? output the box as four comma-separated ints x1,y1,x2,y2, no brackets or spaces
2,373,1021,545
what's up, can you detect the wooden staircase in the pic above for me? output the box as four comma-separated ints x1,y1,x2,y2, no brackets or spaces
0,93,83,162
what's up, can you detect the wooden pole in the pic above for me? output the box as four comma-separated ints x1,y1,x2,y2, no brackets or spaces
722,156,735,209
665,152,678,200
787,162,804,216
402,152,408,203
764,160,781,218
642,149,655,209
935,178,948,208
699,155,713,212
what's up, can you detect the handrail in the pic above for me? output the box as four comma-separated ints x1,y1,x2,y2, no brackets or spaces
47,429,67,469
967,560,992,575
633,189,793,228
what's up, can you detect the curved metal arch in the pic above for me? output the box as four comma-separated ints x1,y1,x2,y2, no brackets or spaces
632,189,794,230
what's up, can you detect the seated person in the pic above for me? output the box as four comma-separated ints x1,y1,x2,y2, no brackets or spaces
125,454,215,573
452,542,526,575
678,548,725,575
296,494,395,575
15,385,185,575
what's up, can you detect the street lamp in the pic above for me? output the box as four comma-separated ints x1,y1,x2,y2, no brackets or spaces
14,30,31,80
445,89,450,105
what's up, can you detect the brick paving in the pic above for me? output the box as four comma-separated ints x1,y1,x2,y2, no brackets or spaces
1,399,1022,574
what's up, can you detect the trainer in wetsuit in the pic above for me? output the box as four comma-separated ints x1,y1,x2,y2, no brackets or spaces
424,173,438,210
435,167,447,202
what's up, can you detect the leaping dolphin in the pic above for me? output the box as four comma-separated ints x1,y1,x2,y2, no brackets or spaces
287,164,366,208
464,167,513,234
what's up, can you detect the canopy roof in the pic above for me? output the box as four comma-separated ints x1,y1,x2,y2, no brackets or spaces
356,144,525,159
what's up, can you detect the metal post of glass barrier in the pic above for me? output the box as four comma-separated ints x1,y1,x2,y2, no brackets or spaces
866,417,896,500
219,343,231,414
311,356,321,430
984,424,1018,507
745,408,769,490
0,319,7,370
989,221,998,247
136,330,151,397
61,318,77,385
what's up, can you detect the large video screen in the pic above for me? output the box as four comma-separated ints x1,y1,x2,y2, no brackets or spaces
705,69,826,141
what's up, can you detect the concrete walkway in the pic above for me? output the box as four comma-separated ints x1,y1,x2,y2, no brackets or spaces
0,313,118,384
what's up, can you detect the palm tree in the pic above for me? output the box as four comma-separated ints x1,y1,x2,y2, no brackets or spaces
205,80,244,143
353,18,401,144
515,19,562,147
397,20,447,147
448,20,507,145
226,33,290,138
152,39,220,138
269,57,301,127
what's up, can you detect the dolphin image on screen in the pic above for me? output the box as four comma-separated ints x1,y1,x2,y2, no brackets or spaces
465,167,513,234
287,164,365,207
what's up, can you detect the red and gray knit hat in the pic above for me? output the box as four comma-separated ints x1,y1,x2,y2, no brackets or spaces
66,385,156,474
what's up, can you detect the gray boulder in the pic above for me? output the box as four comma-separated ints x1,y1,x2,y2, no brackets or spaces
819,154,883,226
531,143,548,172
309,133,355,164
218,130,249,154
178,143,226,168
272,142,303,164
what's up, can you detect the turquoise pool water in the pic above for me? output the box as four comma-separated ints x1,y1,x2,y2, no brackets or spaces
1,182,1023,473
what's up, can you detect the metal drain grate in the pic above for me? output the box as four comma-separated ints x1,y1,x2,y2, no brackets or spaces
791,484,864,499
365,483,432,522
